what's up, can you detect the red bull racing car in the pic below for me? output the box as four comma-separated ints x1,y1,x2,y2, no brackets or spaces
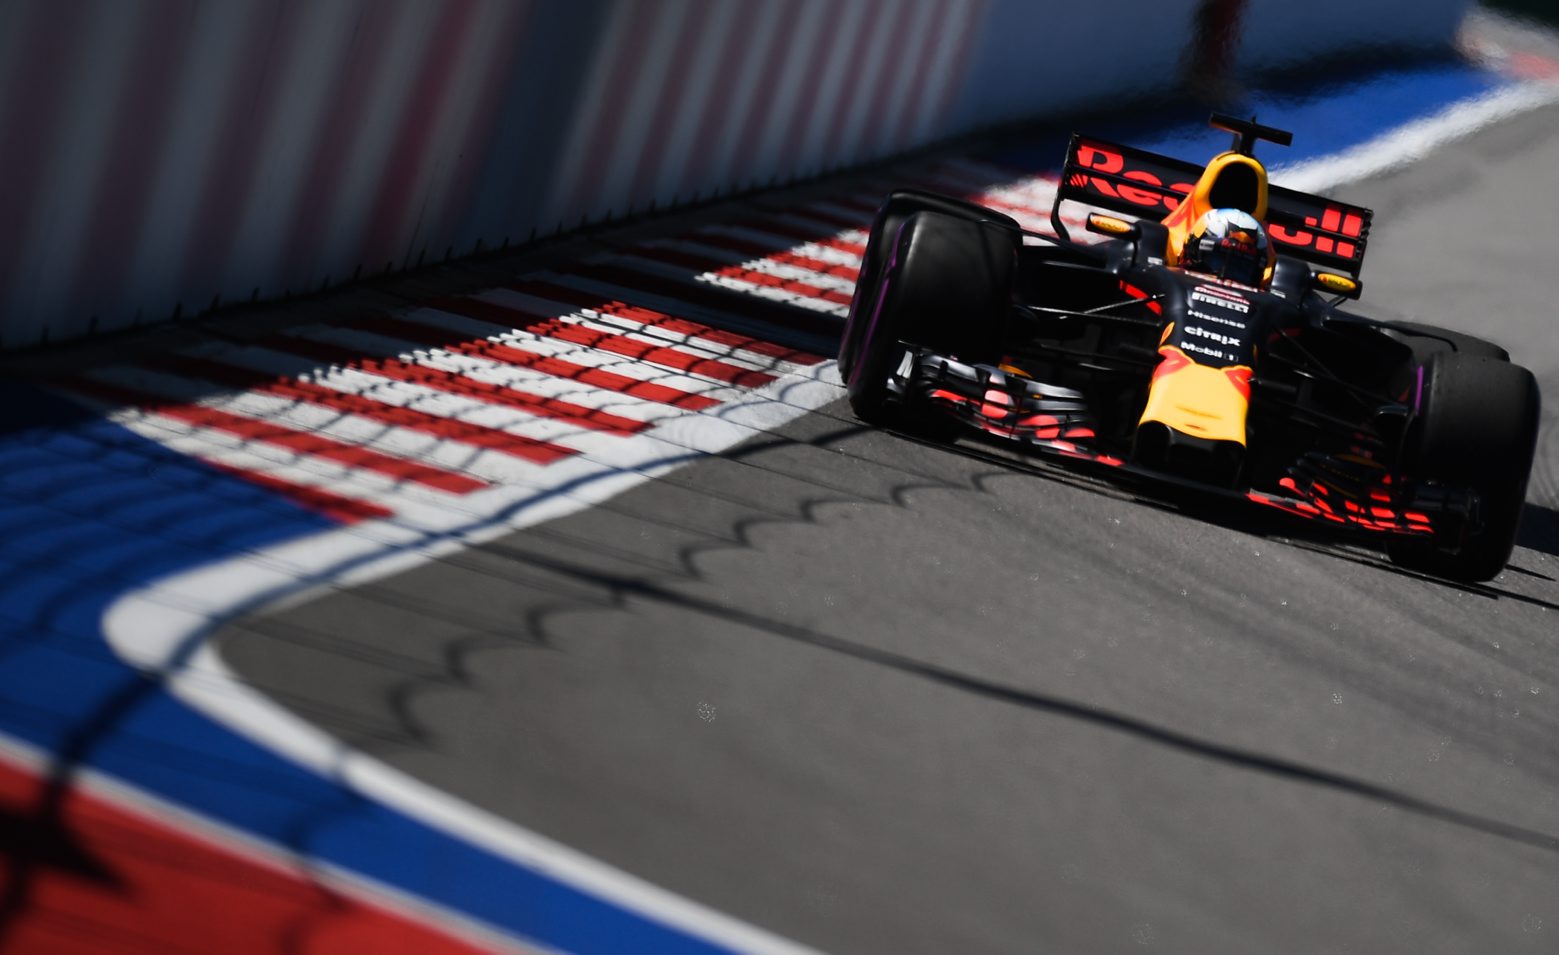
839,114,1541,582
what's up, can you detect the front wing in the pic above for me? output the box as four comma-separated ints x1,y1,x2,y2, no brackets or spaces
899,350,1446,538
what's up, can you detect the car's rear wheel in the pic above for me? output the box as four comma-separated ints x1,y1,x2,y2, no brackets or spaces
838,192,1018,382
846,210,1016,432
1387,352,1540,582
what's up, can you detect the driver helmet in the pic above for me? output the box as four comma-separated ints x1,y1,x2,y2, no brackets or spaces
1184,208,1269,287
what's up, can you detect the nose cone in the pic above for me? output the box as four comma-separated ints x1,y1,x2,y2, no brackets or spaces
1134,345,1251,486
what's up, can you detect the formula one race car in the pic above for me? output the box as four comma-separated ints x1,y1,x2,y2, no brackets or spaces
839,114,1541,582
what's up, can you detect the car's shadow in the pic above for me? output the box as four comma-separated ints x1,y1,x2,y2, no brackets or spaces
458,415,1559,860
902,424,1559,606
1516,501,1559,566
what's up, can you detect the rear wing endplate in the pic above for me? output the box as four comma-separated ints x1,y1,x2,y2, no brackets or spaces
1052,134,1373,277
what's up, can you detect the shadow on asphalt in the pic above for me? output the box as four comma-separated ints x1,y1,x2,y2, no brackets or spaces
458,419,1559,860
1517,502,1559,564
491,528,1559,859
911,425,1559,610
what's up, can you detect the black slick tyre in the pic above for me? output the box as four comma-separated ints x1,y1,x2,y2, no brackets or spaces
1387,352,1540,582
838,192,1018,382
845,210,1016,431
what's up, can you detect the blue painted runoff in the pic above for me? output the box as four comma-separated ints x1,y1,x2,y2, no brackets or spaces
0,382,729,955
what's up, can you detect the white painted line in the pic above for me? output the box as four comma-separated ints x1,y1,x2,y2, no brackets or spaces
102,363,844,955
270,328,683,424
82,367,558,486
727,255,858,295
477,287,825,376
113,412,462,506
1272,81,1559,192
647,238,860,294
297,313,838,426
148,343,672,449
382,307,746,396
787,240,864,269
695,272,852,317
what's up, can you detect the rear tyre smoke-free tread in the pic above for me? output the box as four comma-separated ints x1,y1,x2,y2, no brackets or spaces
1387,352,1540,582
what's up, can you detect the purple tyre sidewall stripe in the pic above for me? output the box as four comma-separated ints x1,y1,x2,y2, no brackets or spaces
845,218,908,390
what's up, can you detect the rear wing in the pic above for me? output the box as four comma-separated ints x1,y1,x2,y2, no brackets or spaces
1052,134,1373,277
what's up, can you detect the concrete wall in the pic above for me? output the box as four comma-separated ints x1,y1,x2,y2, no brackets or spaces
1238,0,1470,67
0,0,1469,350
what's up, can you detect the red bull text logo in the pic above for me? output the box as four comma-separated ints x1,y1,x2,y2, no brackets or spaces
1071,143,1366,261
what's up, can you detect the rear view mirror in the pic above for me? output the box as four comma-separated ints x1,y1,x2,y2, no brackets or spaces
1086,213,1138,237
1312,271,1362,298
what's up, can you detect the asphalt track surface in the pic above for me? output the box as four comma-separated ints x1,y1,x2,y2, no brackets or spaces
221,105,1559,953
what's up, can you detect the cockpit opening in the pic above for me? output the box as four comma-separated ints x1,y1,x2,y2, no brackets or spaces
1207,162,1260,214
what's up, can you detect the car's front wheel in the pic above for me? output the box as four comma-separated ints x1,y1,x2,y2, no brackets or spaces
846,210,1016,431
839,192,1018,383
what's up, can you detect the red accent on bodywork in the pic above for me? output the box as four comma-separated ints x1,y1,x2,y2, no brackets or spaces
983,389,1014,407
1223,366,1252,401
1120,281,1163,315
1016,414,1060,429
1151,346,1192,380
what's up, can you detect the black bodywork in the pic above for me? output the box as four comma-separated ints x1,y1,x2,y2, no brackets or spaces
840,116,1541,581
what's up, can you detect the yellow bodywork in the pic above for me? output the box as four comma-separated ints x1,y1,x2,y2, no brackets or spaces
1161,151,1274,274
1139,346,1253,445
